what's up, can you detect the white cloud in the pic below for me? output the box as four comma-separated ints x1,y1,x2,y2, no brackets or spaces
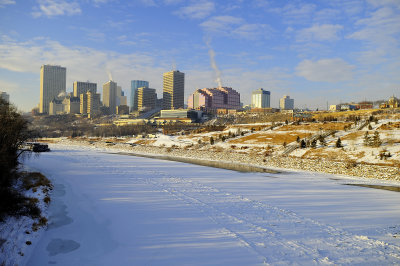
175,1,215,19
32,0,81,18
367,0,400,9
200,16,270,40
348,7,400,51
0,36,167,102
231,23,271,40
271,3,316,24
0,0,15,8
297,24,343,42
200,16,243,33
296,58,355,82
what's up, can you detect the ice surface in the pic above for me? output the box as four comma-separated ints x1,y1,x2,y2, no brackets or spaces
22,145,400,265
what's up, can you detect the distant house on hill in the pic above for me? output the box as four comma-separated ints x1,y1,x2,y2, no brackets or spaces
380,96,400,109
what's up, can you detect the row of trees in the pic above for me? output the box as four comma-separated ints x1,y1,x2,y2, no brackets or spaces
0,98,41,220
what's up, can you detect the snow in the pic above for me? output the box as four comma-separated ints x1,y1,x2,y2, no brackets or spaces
0,175,50,266
12,144,400,265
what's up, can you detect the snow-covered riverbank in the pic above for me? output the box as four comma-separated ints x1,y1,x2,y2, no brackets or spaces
57,139,400,181
14,145,400,265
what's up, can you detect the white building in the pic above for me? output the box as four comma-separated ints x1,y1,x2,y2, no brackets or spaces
280,95,294,110
40,65,66,114
251,88,270,108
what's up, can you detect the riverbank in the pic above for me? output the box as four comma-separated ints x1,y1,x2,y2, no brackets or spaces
56,139,400,181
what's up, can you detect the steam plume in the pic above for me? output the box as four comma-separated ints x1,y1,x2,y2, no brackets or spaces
107,70,113,81
206,39,223,88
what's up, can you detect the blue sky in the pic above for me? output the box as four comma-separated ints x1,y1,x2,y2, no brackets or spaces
0,0,399,111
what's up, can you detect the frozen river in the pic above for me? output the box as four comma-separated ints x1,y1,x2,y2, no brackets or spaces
24,145,400,265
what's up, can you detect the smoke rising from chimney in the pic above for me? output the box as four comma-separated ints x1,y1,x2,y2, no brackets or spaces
206,39,223,88
57,91,66,98
107,70,113,81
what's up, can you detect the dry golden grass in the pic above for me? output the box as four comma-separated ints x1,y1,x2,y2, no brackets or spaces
341,131,365,141
132,139,156,145
279,122,352,131
378,122,400,130
312,109,379,120
228,132,312,145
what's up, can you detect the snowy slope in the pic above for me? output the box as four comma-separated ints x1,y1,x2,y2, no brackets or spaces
21,145,400,265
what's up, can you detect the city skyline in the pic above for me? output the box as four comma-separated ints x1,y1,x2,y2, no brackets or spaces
0,0,399,112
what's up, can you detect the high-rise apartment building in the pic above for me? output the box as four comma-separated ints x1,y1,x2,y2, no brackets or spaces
251,88,270,108
280,95,294,110
137,87,157,112
163,70,184,110
73,81,97,97
39,65,66,114
131,80,149,111
0,91,10,102
103,80,117,114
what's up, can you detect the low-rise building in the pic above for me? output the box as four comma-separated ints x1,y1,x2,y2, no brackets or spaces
62,96,80,114
49,98,63,115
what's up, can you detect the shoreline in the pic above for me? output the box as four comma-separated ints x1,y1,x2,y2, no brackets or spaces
53,139,400,181
108,151,281,174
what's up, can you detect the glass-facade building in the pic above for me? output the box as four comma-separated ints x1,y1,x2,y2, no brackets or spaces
251,88,270,108
131,80,149,111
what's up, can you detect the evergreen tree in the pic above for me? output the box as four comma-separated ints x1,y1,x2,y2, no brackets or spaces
318,135,326,146
363,131,370,146
311,139,317,148
210,137,214,145
300,139,306,148
335,137,342,148
372,131,382,147
296,136,300,143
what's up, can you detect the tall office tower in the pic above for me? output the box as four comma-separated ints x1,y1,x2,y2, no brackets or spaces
131,80,149,111
0,91,10,102
163,70,184,110
137,87,157,111
87,92,101,117
251,88,270,108
80,93,88,115
39,65,66,114
73,81,97,97
280,95,294,110
103,80,117,114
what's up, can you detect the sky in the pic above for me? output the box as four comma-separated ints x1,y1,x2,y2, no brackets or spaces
0,0,399,112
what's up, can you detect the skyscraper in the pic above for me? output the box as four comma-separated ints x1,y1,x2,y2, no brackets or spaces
251,88,270,109
39,65,66,114
137,87,157,111
280,95,294,110
73,81,97,97
131,80,149,111
103,80,117,114
163,70,184,110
